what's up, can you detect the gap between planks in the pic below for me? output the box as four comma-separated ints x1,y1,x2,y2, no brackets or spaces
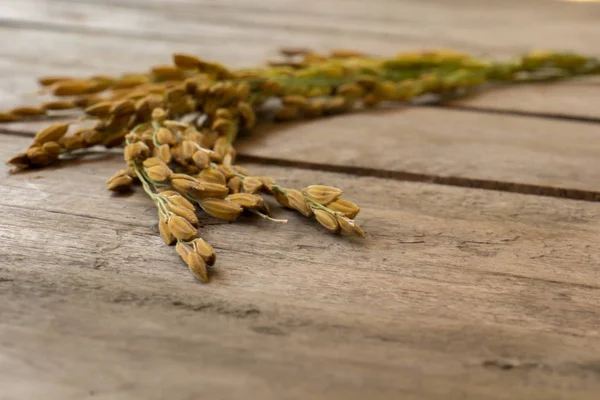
0,124,599,203
426,103,600,125
235,155,600,203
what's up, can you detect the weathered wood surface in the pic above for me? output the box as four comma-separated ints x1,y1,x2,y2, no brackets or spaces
5,103,600,198
2,134,600,400
2,48,599,197
0,28,263,111
5,0,600,56
451,79,600,121
237,108,600,195
1,0,600,119
2,0,600,399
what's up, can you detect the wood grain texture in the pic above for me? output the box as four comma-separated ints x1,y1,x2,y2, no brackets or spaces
2,52,599,196
236,107,600,194
2,1,600,398
451,79,600,121
5,0,600,56
0,0,408,57
0,27,265,110
1,134,600,399
4,104,600,200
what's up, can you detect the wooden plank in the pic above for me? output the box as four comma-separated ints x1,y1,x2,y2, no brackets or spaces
2,134,600,287
2,1,600,120
1,36,599,198
0,0,600,119
0,27,266,72
99,0,600,28
1,34,599,197
3,0,600,73
1,1,599,397
0,27,266,110
2,134,600,319
234,108,600,195
0,0,410,57
0,58,123,111
2,142,600,288
1,135,600,399
450,79,600,121
5,0,600,56
2,270,600,400
3,106,600,199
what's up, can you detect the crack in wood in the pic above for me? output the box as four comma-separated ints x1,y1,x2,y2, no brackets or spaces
237,154,600,202
1,109,599,202
0,202,150,228
431,103,600,125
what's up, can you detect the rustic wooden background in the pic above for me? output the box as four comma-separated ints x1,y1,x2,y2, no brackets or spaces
1,0,600,399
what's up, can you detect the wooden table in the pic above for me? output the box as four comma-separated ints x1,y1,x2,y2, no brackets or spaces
1,1,600,399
